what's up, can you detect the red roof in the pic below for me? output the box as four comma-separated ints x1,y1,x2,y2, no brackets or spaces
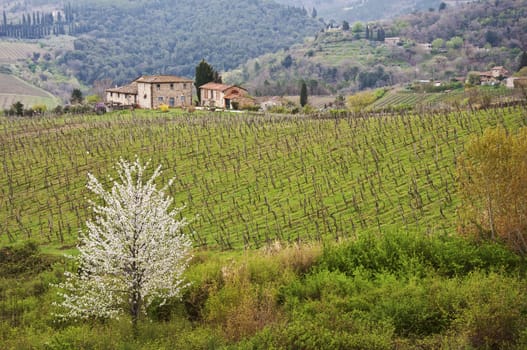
199,82,233,91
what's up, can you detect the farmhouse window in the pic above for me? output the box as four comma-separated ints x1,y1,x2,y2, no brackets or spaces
144,94,147,99
158,97,164,102
180,95,185,103
170,83,174,89
110,92,113,97
183,83,187,89
156,84,161,90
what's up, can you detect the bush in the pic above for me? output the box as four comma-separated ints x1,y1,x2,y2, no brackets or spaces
317,231,521,278
159,104,170,112
0,242,53,276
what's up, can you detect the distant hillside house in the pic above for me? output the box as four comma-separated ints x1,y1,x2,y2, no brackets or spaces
479,66,509,85
199,83,254,109
106,75,193,109
384,37,402,46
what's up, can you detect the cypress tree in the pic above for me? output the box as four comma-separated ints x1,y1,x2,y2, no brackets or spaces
300,81,308,107
518,51,527,72
194,59,222,104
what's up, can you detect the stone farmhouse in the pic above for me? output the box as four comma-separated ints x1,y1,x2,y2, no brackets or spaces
106,75,193,109
199,82,254,109
479,66,509,85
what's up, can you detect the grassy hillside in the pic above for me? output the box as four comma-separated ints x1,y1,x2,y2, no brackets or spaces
0,39,79,103
1,106,526,251
0,73,59,110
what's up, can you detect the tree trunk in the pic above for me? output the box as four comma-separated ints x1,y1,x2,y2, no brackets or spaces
131,288,141,337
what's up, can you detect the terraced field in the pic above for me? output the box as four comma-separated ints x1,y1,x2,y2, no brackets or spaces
1,106,525,250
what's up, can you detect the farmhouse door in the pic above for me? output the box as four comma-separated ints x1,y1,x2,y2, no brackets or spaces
169,97,175,107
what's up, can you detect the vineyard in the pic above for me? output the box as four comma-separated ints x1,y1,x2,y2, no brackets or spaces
371,88,521,111
0,42,45,63
1,106,526,251
0,73,59,110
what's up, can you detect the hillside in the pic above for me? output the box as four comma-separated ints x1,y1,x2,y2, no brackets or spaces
1,105,526,250
53,0,322,86
1,106,527,348
0,73,59,110
225,0,526,95
275,0,443,22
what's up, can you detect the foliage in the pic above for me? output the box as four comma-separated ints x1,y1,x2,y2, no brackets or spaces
57,0,322,85
346,88,385,112
6,101,24,116
519,51,527,72
85,94,100,104
457,126,527,256
299,81,308,107
70,88,82,104
31,104,47,114
194,59,222,104
54,158,193,325
0,242,54,276
159,103,170,112
317,231,521,278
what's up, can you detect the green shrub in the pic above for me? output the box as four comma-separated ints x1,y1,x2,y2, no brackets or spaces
318,231,521,277
0,242,54,276
455,272,527,349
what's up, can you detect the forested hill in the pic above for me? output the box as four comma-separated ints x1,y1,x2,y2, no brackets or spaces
274,0,443,22
57,0,322,85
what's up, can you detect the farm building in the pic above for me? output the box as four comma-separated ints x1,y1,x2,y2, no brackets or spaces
479,66,509,85
199,83,254,109
106,75,193,109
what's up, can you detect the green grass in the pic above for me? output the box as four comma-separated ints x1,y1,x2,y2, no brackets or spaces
1,106,526,251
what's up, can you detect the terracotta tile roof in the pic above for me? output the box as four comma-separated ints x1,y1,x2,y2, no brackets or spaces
135,75,193,83
199,82,233,91
106,82,138,94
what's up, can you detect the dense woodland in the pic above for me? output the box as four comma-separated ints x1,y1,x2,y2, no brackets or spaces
50,0,322,85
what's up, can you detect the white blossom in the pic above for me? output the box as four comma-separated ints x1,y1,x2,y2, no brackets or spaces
54,158,193,323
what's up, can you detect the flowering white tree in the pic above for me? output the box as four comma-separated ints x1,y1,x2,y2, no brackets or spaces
54,158,192,327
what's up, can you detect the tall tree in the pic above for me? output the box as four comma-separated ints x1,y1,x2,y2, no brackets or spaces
194,59,222,104
518,51,527,72
457,126,527,255
54,158,193,329
300,81,308,107
70,88,83,104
